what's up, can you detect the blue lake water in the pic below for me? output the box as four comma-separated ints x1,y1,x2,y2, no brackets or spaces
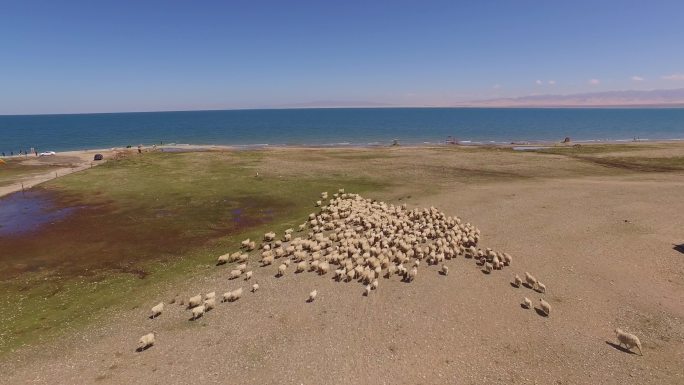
1,108,683,153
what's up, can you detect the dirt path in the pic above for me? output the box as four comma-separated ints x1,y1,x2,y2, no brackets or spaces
0,150,113,198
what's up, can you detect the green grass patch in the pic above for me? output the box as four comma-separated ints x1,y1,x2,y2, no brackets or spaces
0,151,388,354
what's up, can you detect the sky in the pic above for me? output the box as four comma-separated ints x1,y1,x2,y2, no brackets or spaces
1,0,684,114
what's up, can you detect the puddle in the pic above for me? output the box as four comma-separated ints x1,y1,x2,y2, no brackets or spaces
512,146,551,151
0,191,80,236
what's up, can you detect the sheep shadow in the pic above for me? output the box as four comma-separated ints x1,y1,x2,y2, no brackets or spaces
480,269,491,274
520,303,530,309
189,314,203,321
522,282,534,289
510,282,520,288
135,345,152,353
674,244,684,254
605,341,637,355
534,307,548,317
438,270,447,276
148,314,159,320
306,298,315,303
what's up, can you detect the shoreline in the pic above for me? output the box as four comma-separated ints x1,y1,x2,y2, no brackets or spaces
3,137,684,157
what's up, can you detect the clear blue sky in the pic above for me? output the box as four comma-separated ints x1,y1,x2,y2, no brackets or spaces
1,0,683,114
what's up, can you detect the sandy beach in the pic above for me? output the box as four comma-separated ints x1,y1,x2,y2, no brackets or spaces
1,143,683,384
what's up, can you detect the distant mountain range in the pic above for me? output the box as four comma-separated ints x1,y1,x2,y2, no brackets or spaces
266,100,396,109
463,88,684,107
264,88,684,109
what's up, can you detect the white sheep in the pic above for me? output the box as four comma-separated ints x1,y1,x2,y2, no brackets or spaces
205,292,216,300
296,261,307,273
513,275,522,288
539,298,551,316
150,302,164,318
241,238,251,248
261,254,274,266
615,328,643,355
525,272,537,288
191,304,205,320
223,287,243,302
137,332,156,351
371,279,379,290
522,297,531,309
536,282,546,293
308,290,317,302
503,252,512,265
252,283,259,293
188,294,202,308
364,284,371,296
387,264,397,277
406,266,418,282
230,269,242,279
483,262,493,274
217,253,230,265
277,263,287,277
244,271,253,280
204,298,216,311
441,265,449,276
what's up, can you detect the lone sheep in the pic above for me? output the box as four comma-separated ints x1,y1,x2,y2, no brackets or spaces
230,269,242,279
137,332,156,351
615,328,643,355
308,290,317,302
252,283,259,293
441,265,449,276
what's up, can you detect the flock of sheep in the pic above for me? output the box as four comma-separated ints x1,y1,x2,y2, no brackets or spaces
137,189,643,356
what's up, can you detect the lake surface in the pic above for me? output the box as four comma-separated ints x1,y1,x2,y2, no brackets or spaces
1,108,683,153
